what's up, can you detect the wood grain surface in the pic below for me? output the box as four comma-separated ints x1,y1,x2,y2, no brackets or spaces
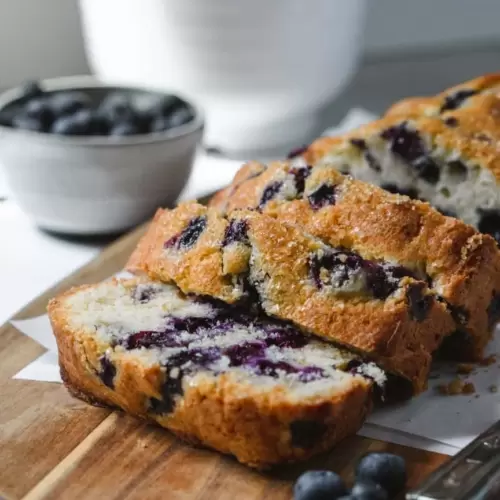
0,219,449,500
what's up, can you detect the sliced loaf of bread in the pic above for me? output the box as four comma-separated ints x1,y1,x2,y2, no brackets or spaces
208,160,500,362
127,202,456,392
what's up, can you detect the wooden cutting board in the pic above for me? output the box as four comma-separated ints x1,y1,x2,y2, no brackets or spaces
0,218,448,500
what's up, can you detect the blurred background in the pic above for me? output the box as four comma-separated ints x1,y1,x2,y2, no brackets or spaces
2,0,500,99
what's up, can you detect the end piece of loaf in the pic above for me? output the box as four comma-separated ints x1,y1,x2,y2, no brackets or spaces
299,73,500,251
48,278,381,468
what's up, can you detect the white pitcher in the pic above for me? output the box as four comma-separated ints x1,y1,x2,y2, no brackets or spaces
79,0,367,155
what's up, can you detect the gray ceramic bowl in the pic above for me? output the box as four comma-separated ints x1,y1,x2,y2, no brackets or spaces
0,76,204,235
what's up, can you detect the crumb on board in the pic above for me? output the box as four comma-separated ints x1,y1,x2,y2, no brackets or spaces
463,382,476,394
436,378,476,395
457,363,475,375
480,354,497,366
489,385,498,393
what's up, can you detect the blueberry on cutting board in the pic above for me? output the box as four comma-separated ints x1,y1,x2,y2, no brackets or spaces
350,479,388,499
355,452,407,496
294,470,347,500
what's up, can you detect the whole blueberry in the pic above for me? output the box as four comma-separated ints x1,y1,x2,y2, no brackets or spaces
24,98,54,130
50,91,91,117
110,122,140,136
157,95,185,116
89,113,111,136
350,480,388,500
294,470,347,500
135,110,155,133
12,114,44,132
98,92,137,124
355,453,407,496
20,80,44,100
150,115,172,133
0,107,15,127
168,107,194,128
51,109,93,135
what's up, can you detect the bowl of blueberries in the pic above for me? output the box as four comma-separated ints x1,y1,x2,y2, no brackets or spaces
0,76,204,235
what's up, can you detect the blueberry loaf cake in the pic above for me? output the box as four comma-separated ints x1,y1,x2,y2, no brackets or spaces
127,202,456,392
48,278,385,468
208,160,500,362
300,77,500,245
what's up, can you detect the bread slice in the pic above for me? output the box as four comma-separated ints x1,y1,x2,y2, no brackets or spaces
127,202,457,393
303,78,500,245
48,278,382,468
207,159,500,362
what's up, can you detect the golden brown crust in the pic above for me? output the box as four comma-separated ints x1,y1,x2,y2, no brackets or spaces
385,73,500,118
48,281,372,469
208,161,268,213
126,203,458,391
205,160,500,362
209,187,232,212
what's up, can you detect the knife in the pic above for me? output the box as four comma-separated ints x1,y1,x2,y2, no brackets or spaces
407,420,500,499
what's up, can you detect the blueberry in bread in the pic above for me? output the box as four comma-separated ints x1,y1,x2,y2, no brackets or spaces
48,278,386,468
207,159,500,362
127,202,456,392
302,76,500,246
